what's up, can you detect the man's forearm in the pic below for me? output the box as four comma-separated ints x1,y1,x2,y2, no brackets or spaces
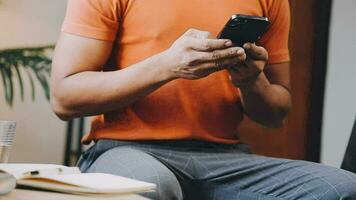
51,52,171,120
52,29,248,121
239,72,292,128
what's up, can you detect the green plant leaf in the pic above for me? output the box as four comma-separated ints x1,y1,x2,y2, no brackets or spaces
5,66,14,106
25,68,36,101
33,69,50,100
13,65,24,101
0,66,9,105
0,45,54,106
0,66,13,106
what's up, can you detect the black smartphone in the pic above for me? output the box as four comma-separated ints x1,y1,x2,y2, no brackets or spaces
218,14,270,47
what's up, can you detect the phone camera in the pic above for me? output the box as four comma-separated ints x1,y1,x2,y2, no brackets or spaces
230,18,247,27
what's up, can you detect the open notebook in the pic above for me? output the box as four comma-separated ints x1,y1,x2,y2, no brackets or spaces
0,164,155,195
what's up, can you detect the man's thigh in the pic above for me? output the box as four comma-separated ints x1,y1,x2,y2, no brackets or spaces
197,153,356,200
85,147,183,200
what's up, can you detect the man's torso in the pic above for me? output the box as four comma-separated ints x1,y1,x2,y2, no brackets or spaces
86,0,272,144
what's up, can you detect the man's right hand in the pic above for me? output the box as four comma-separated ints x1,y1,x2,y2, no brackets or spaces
51,29,246,120
161,29,247,80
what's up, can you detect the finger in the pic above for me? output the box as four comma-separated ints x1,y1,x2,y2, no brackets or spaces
197,54,247,71
190,38,233,51
185,55,246,79
193,31,211,39
228,62,248,73
227,66,240,74
243,43,268,61
219,56,247,68
195,47,245,63
244,55,266,72
184,29,211,39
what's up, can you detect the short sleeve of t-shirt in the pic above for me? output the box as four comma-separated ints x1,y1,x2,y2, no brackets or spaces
61,0,121,41
258,0,291,64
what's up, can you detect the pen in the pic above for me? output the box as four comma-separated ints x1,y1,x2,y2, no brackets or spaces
22,167,80,177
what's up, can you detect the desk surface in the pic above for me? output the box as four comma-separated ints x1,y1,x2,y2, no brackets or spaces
3,189,149,200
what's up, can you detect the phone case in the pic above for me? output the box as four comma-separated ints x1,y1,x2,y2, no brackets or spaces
218,14,270,47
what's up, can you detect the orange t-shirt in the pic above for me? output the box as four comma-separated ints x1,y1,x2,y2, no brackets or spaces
61,0,290,144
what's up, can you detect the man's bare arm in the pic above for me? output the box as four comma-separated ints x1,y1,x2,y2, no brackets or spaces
51,30,246,120
51,33,172,120
239,62,292,128
227,43,291,128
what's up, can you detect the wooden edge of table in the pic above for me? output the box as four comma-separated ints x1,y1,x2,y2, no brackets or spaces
2,189,150,200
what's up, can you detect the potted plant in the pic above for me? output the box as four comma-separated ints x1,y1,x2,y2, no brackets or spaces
0,46,54,106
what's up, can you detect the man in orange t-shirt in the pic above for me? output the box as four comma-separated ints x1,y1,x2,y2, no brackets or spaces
51,0,356,199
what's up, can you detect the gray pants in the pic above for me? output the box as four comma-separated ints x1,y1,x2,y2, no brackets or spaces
78,140,356,200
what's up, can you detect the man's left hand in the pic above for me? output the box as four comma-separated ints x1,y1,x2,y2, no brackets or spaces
228,43,269,88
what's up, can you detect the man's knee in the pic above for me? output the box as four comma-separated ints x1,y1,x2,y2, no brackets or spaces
86,147,183,200
312,167,356,200
322,181,356,200
145,172,183,200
